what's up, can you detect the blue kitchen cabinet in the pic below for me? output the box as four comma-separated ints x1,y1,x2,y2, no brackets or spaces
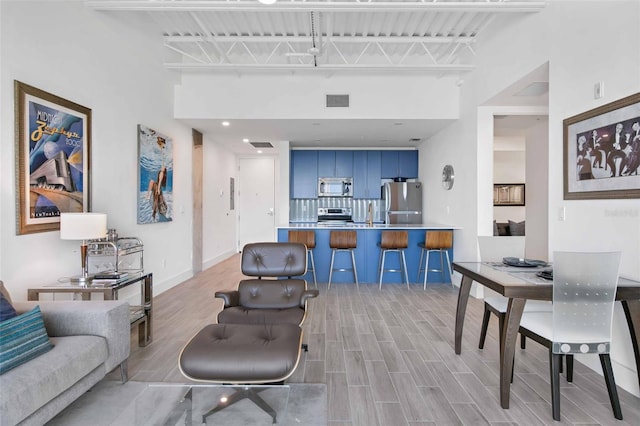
353,151,382,199
398,150,418,178
290,150,318,198
318,150,353,177
380,150,418,179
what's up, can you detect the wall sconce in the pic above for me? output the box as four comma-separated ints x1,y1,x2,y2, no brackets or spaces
60,212,107,284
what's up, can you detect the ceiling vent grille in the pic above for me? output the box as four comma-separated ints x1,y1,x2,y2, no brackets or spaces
250,142,274,148
326,94,349,108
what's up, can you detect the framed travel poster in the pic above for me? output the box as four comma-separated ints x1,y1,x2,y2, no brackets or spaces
14,80,92,235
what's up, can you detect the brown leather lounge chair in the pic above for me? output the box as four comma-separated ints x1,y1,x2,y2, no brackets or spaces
215,242,319,330
178,242,318,423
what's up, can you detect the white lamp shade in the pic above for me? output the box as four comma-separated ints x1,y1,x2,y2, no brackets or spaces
60,213,107,240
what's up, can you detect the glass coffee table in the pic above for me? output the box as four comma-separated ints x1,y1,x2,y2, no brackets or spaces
122,384,291,425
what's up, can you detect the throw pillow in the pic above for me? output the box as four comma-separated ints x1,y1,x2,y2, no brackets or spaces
0,305,54,375
508,220,525,236
493,220,499,236
0,293,17,322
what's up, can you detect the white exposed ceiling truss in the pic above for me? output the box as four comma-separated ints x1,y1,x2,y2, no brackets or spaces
86,0,546,74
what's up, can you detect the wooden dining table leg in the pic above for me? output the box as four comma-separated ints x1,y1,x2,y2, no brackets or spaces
621,299,640,387
500,297,526,409
454,274,473,354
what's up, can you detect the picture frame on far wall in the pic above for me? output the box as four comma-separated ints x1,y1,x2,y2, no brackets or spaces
563,92,640,200
493,183,525,206
137,124,173,224
14,81,92,235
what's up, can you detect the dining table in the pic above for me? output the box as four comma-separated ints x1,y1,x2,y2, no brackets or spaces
452,261,640,409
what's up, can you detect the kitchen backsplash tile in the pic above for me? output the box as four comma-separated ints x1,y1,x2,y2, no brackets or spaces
290,198,383,222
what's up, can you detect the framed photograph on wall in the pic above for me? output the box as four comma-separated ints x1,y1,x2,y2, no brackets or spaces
14,81,92,235
563,92,640,200
137,124,173,224
493,183,525,206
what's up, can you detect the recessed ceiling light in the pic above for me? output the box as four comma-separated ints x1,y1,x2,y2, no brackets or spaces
257,150,263,154
242,138,249,143
222,121,230,127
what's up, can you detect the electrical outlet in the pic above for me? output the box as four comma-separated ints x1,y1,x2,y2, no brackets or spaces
162,259,167,268
594,82,604,99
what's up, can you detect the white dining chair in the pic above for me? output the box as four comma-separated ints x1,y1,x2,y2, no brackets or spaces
477,236,552,350
518,251,623,421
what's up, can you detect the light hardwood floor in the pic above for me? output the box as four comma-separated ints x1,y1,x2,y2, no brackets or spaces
114,254,640,425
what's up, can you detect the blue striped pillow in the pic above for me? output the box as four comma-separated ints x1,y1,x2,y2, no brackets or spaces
0,305,54,374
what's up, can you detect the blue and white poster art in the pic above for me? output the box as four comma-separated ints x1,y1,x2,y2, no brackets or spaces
15,81,91,235
137,125,173,224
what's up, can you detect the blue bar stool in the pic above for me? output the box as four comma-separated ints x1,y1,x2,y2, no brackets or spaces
288,230,317,287
417,230,453,289
328,230,358,290
378,231,409,290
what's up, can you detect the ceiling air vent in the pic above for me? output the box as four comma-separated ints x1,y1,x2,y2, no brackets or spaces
326,94,349,108
250,142,273,148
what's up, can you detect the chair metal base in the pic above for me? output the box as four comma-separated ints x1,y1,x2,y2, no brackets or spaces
202,386,279,424
307,249,317,288
328,248,358,290
378,248,409,290
417,246,453,289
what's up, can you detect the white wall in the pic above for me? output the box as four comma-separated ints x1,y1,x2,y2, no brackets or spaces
202,136,238,268
0,1,233,301
525,120,549,261
422,0,640,396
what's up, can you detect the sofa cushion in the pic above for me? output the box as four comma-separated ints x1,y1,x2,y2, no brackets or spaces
0,293,17,321
0,305,53,374
0,334,107,425
508,220,525,236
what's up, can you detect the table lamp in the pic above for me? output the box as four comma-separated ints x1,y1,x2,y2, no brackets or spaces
60,212,107,284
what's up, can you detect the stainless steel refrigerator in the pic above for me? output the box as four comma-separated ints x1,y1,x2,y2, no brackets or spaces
383,182,423,224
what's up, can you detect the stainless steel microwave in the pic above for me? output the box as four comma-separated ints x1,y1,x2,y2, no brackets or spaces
318,177,353,197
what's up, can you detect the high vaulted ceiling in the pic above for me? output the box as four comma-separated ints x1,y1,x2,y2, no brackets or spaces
86,0,546,74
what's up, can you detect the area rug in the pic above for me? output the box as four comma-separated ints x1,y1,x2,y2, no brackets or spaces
48,380,327,426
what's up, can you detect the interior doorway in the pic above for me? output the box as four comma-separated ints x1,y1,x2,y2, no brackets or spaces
238,157,276,249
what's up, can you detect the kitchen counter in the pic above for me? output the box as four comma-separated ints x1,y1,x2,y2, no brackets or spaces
279,222,461,230
277,223,460,285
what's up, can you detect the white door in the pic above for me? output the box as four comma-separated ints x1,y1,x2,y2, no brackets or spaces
238,157,276,249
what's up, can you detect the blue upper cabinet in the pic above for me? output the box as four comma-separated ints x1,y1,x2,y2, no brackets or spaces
353,151,381,198
318,150,353,177
290,150,318,199
381,150,418,179
398,150,418,178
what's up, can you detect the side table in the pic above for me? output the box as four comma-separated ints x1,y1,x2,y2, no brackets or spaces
28,272,153,347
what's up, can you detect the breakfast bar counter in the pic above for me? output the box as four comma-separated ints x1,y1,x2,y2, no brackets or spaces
277,223,460,285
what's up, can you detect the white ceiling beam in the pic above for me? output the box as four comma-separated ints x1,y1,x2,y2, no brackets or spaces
164,62,476,72
86,1,547,13
164,35,477,44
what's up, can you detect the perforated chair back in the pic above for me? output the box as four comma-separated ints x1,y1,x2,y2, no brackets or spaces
551,251,621,355
478,236,525,262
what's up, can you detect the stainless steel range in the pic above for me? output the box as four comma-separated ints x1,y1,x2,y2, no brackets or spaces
317,207,353,224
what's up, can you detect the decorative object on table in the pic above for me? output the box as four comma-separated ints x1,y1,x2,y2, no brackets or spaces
137,124,173,224
493,183,525,206
502,257,548,267
563,92,640,200
87,237,144,275
441,164,454,190
59,212,107,284
14,81,92,235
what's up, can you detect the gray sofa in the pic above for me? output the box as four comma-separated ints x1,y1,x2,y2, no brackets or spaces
0,290,130,426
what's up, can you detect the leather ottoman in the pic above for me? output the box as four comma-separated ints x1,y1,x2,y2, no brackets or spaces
178,323,303,423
